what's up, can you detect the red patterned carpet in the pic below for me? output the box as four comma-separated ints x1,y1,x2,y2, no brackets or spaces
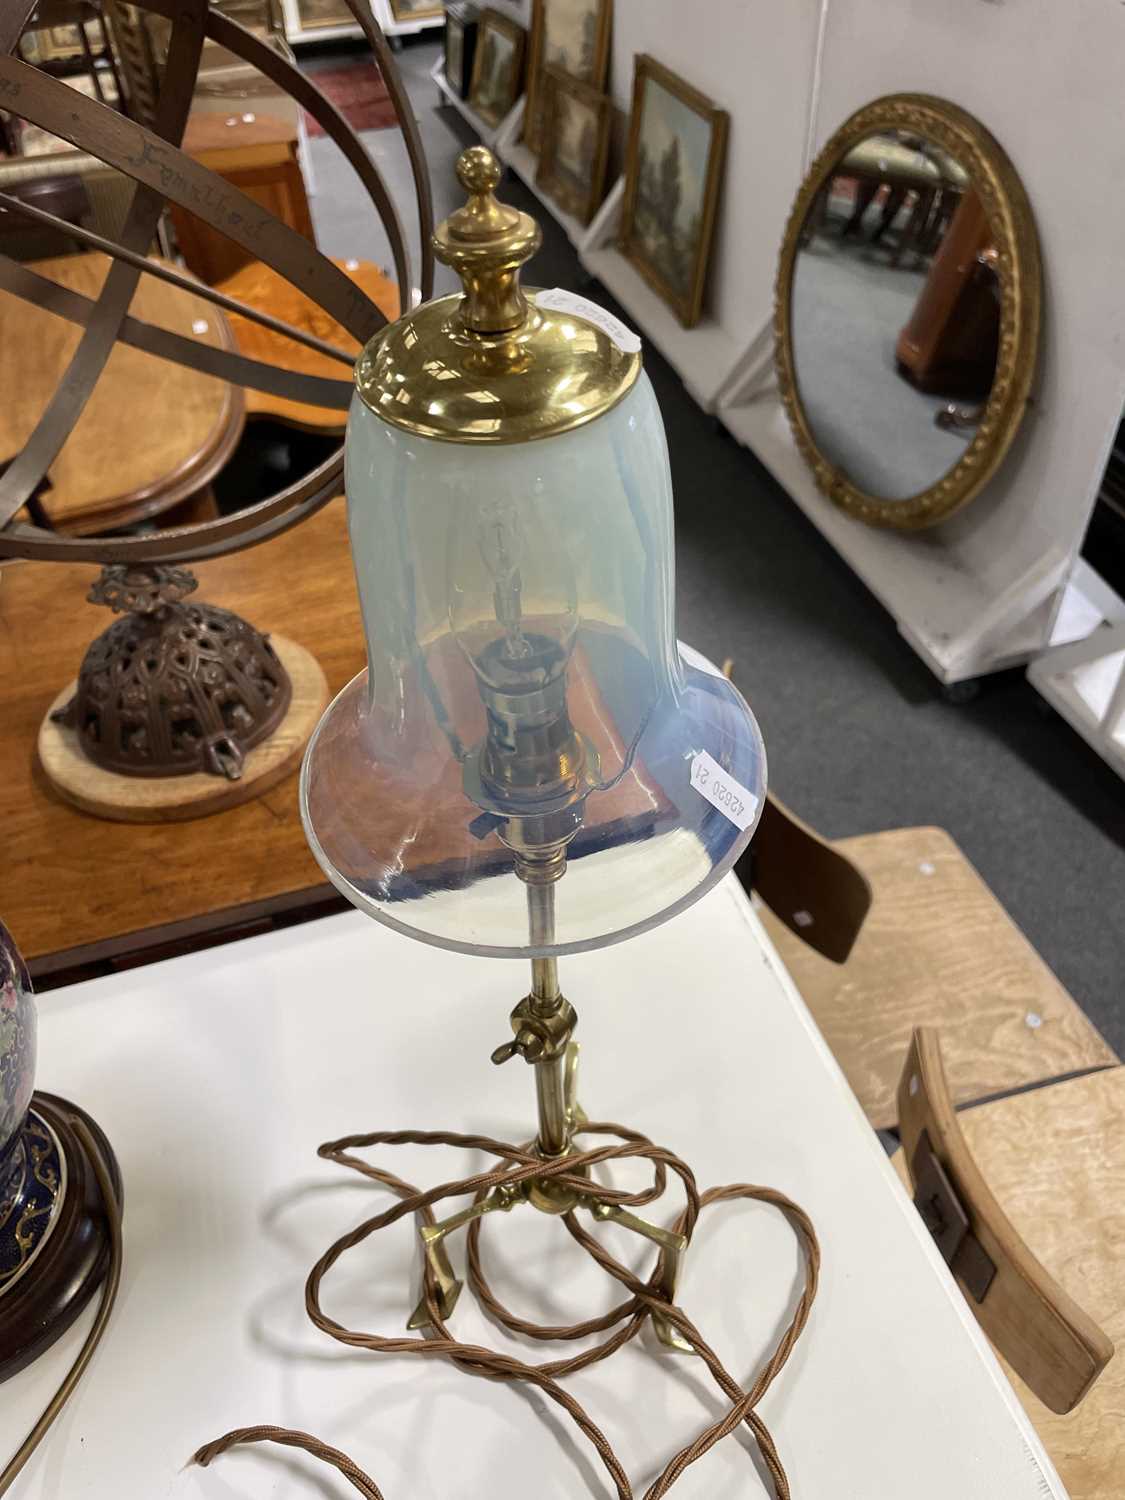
302,61,398,136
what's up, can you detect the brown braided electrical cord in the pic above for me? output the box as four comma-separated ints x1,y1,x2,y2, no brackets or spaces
192,1121,819,1499
194,1427,385,1500
0,1112,124,1497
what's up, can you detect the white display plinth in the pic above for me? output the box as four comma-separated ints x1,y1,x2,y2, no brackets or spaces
720,389,1076,683
8,880,1066,1498
1028,561,1125,778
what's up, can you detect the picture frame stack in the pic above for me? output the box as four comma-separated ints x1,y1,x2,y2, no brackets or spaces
527,0,613,226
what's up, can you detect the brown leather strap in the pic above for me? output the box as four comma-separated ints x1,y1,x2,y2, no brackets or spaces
0,255,353,409
0,3,206,526
0,55,382,344
0,190,356,364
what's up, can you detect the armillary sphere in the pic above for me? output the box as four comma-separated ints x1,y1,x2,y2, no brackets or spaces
0,0,434,569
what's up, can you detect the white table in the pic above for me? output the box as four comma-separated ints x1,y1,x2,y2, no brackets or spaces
7,877,1067,1498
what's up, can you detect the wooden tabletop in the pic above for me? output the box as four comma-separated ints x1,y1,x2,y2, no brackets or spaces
0,251,243,534
0,498,364,976
216,255,399,433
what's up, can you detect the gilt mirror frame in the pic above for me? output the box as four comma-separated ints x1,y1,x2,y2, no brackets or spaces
774,93,1042,530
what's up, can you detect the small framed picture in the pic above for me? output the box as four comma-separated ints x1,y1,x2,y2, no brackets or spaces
469,9,526,129
524,0,611,156
536,68,610,226
444,4,479,97
389,0,445,19
620,55,728,328
293,0,358,32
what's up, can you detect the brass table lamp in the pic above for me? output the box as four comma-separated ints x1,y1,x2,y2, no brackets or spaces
301,146,767,1332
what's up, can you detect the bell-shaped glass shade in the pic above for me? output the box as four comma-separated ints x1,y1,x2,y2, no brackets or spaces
301,371,766,958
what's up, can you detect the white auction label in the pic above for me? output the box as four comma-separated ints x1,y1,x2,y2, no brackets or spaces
689,750,759,831
535,288,642,353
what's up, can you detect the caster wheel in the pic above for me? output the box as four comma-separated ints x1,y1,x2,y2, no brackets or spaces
942,678,980,705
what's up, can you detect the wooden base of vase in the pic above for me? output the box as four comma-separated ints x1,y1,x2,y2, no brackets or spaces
37,635,328,823
0,1093,121,1383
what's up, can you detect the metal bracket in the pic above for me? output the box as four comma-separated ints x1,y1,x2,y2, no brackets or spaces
910,1129,996,1304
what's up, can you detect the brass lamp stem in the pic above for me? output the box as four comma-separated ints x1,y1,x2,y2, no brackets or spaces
490,870,577,1163
527,880,568,1157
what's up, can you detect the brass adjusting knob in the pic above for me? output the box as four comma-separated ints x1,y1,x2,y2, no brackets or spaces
491,1027,543,1065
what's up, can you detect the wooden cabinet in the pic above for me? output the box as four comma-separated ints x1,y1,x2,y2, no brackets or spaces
171,135,315,285
896,189,999,397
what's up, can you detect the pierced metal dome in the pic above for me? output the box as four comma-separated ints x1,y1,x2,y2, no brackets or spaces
54,565,290,779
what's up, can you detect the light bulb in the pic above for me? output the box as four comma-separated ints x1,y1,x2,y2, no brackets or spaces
448,496,578,695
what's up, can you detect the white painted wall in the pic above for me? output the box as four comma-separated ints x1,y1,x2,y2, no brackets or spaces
456,1,1125,680
602,0,822,357
489,0,823,393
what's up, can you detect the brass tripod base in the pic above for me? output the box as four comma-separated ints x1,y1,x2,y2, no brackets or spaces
408,1047,694,1353
409,1183,694,1351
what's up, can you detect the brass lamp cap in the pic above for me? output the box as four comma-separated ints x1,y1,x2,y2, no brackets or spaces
354,147,641,444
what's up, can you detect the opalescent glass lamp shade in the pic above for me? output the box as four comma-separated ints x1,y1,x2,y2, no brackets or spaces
300,149,765,958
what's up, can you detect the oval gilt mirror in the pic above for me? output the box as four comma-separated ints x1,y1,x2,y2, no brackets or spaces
775,94,1041,529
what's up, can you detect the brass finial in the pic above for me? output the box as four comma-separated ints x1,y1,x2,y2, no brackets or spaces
433,147,542,334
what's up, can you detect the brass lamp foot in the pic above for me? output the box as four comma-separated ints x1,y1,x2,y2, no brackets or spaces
407,1186,520,1330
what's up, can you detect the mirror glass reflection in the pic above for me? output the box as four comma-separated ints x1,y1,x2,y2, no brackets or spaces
792,128,1000,501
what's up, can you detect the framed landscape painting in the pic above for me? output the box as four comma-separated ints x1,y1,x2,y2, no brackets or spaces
292,0,358,32
536,68,611,225
619,56,728,329
469,9,526,127
389,0,445,19
524,0,611,154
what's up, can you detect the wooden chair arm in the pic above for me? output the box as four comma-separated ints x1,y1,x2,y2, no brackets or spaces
897,1028,1114,1413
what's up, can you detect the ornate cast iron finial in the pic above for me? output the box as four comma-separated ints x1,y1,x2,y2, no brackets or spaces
88,564,198,615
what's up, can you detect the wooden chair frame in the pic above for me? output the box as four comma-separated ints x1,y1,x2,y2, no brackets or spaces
897,1028,1114,1414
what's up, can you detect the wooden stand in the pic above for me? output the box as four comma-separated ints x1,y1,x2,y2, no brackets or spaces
0,1093,120,1383
37,635,328,824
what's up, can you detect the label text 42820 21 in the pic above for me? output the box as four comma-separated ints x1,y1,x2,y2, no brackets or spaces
689,750,758,832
